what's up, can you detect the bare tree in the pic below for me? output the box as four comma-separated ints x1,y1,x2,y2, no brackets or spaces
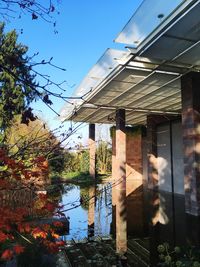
0,0,59,24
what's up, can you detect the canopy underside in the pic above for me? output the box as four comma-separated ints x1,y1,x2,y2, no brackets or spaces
62,0,200,126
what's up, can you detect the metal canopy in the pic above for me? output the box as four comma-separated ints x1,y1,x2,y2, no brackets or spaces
60,49,131,121
61,0,200,125
139,1,200,64
65,61,182,125
115,0,186,47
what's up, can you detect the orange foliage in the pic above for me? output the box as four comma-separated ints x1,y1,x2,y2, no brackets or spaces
0,148,65,262
32,227,48,239
13,245,25,255
1,249,14,260
0,231,8,243
17,223,31,234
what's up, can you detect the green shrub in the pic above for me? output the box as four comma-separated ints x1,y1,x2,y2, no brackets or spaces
157,243,200,267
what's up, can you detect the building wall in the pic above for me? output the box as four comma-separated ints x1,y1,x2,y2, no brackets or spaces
156,120,184,194
172,121,184,194
142,135,148,186
157,124,172,192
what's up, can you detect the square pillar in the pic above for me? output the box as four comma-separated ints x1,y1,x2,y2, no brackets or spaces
111,126,144,238
112,130,117,206
88,186,96,239
111,130,117,236
112,131,116,182
89,124,96,179
115,109,127,255
181,72,200,216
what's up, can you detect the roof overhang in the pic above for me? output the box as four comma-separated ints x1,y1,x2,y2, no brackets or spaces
61,0,200,125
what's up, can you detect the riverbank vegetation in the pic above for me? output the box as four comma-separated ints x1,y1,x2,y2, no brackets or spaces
0,2,113,264
0,24,111,265
50,140,112,184
0,21,68,265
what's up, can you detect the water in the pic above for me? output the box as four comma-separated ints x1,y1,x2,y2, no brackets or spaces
58,181,200,266
61,183,112,240
3,179,200,266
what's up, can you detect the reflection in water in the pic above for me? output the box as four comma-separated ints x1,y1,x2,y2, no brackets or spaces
60,182,200,266
152,193,169,226
116,176,127,255
61,183,112,241
88,186,95,238
62,185,88,240
95,184,112,236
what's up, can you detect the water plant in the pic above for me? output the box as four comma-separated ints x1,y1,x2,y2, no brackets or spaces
157,243,200,267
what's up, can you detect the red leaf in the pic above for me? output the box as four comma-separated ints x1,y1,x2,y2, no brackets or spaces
13,245,25,255
24,224,31,233
0,232,8,243
56,240,65,246
1,249,13,260
45,203,55,212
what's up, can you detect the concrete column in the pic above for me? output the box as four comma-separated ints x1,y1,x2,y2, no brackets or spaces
89,124,96,179
181,72,200,216
115,109,127,255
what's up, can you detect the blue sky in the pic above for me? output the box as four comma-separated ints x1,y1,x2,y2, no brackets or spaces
5,0,143,142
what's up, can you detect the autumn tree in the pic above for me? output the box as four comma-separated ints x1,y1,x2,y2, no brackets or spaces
5,115,66,174
96,141,112,174
0,22,71,142
0,3,74,264
63,150,89,174
0,148,65,264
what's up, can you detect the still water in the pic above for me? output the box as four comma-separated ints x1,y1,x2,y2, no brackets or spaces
61,183,112,240
58,180,200,266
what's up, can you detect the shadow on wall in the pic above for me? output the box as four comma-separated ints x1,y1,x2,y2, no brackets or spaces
182,108,200,215
148,153,171,194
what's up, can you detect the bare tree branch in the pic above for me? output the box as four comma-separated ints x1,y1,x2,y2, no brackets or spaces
0,0,59,24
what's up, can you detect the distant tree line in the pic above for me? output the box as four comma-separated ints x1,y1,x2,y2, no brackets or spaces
62,141,112,175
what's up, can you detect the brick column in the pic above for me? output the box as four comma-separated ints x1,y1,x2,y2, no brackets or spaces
181,72,200,216
111,130,117,236
112,131,116,181
89,124,96,179
88,186,95,239
115,109,127,255
112,131,117,206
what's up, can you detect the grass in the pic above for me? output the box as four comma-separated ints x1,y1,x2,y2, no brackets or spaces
50,171,110,186
62,171,87,179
